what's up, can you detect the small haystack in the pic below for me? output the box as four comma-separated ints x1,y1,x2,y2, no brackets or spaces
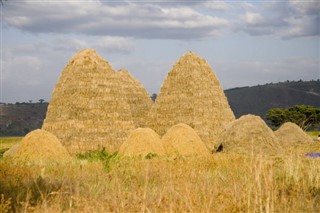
117,69,153,128
148,52,234,149
215,115,280,155
275,122,314,144
3,143,20,158
118,128,165,157
161,123,211,157
42,49,135,154
4,129,71,164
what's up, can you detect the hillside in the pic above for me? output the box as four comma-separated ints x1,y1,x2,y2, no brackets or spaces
0,80,319,136
224,80,320,120
0,103,48,136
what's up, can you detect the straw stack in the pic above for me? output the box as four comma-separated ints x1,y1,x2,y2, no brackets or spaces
148,52,235,149
275,122,314,144
119,128,165,157
3,129,71,164
42,49,135,154
161,123,211,157
117,69,153,128
215,115,281,156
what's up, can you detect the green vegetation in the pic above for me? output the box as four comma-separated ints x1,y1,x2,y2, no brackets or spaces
0,137,22,158
266,105,320,130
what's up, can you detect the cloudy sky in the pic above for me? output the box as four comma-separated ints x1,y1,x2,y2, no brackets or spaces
1,0,319,103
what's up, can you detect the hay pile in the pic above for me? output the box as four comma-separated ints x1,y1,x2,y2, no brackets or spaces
3,129,71,164
148,52,234,149
215,115,280,156
161,123,211,157
118,128,165,157
42,49,135,154
117,69,153,128
275,122,314,144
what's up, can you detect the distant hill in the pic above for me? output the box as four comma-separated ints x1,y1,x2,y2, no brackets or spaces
225,80,320,120
0,103,48,136
0,80,319,136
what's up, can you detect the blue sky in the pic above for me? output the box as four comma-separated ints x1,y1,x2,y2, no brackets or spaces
1,0,319,103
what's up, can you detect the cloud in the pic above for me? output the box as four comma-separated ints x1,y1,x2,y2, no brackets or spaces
2,1,230,39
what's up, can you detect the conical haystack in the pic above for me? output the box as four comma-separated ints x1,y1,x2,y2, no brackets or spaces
42,49,135,153
118,128,165,157
117,69,153,127
161,123,211,157
215,115,280,155
4,129,71,164
275,122,314,144
148,52,235,149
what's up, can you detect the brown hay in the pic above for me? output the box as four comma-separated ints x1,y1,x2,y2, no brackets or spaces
161,123,211,157
5,129,71,164
42,49,135,154
3,142,20,158
215,114,281,156
275,122,319,155
275,122,314,144
117,69,153,128
148,52,234,150
118,128,165,157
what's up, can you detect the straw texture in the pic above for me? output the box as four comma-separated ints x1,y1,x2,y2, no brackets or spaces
4,129,71,164
215,114,280,156
119,128,165,157
42,49,135,154
117,69,153,128
161,123,211,157
148,52,235,149
275,122,314,144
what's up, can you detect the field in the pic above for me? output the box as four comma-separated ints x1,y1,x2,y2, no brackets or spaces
0,138,320,213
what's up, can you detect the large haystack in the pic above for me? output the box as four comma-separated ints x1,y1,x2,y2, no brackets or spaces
118,128,165,157
42,49,135,154
117,69,153,128
148,52,235,149
4,129,71,164
161,123,211,157
215,115,280,155
275,122,314,144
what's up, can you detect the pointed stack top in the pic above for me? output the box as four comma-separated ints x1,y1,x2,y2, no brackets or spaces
148,52,235,149
275,122,314,144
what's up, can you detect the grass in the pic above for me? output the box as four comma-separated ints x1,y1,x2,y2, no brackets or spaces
0,137,22,158
307,131,320,139
0,148,320,212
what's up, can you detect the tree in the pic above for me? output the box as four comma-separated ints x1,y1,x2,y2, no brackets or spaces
38,99,45,104
151,93,157,102
266,105,320,130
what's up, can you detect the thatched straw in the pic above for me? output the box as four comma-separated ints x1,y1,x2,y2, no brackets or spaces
215,115,281,156
117,69,153,128
148,52,234,150
275,122,314,144
161,123,211,157
42,49,135,154
118,128,165,157
3,142,20,158
4,129,71,164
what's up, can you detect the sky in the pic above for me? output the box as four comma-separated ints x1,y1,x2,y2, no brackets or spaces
0,0,319,103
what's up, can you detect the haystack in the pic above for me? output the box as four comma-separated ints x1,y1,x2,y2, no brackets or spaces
215,115,280,155
161,123,211,157
118,128,165,157
4,129,71,164
42,49,135,154
117,69,153,127
148,52,235,149
275,122,313,144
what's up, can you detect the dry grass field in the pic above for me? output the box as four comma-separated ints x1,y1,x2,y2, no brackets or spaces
1,139,320,213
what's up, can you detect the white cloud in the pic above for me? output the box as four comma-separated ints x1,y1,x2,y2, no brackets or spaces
244,12,264,25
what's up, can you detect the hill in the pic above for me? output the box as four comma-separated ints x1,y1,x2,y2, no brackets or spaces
0,103,48,136
224,80,320,120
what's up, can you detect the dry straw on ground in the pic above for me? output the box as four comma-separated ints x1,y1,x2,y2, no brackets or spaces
4,129,71,164
148,52,234,149
215,114,281,156
42,49,135,154
161,123,211,157
118,128,165,157
275,122,319,154
117,69,153,128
